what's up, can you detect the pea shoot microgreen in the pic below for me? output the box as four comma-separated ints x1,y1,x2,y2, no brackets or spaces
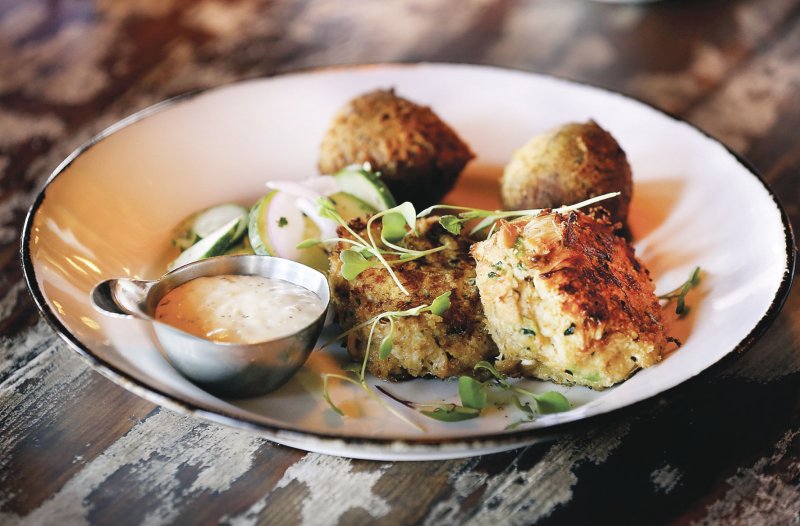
378,361,571,428
320,291,453,431
418,191,621,236
658,266,702,317
297,198,447,295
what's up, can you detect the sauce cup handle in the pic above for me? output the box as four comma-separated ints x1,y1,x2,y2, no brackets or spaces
90,278,153,319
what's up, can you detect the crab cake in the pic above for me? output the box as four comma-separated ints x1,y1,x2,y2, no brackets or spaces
319,89,474,209
471,210,666,390
500,120,633,225
329,217,497,380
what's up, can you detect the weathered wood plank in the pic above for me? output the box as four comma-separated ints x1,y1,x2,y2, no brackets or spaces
1,0,799,524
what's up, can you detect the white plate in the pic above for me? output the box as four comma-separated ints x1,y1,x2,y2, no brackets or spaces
22,64,795,461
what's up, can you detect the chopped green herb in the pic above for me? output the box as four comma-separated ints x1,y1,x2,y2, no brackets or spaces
421,405,481,422
564,323,575,336
340,249,379,280
342,363,361,373
474,360,511,388
488,271,499,278
277,216,288,227
439,215,463,235
511,395,535,417
458,376,487,410
584,372,601,383
658,266,702,317
378,331,393,359
381,212,408,243
296,239,321,249
299,197,449,296
420,192,621,236
521,328,536,336
429,291,452,316
417,361,572,426
321,294,571,431
533,391,570,414
320,291,453,431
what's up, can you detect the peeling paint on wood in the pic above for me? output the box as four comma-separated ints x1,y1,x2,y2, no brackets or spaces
426,424,631,524
0,318,59,383
1,0,799,523
651,463,682,494
1,408,263,525
693,429,800,525
225,455,391,526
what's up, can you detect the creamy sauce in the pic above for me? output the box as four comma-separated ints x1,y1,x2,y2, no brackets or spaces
155,275,325,344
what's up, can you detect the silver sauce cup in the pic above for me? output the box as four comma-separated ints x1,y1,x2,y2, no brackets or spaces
90,255,330,398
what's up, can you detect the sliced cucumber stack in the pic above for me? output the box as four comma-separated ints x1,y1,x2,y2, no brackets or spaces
333,164,396,211
167,215,246,271
247,187,381,274
194,203,248,239
165,169,397,274
248,191,279,256
328,191,377,218
223,235,254,256
172,203,248,250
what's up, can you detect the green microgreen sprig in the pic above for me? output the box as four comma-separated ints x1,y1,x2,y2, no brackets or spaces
321,291,453,431
658,266,702,317
418,192,621,236
298,198,447,295
378,361,571,428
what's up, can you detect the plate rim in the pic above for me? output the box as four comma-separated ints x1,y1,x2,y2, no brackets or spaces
19,62,797,458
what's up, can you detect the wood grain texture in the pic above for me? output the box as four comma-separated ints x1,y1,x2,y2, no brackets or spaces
1,1,798,524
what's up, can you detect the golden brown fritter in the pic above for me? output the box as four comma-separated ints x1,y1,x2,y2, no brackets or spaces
318,89,474,209
500,120,633,225
471,210,666,390
328,216,497,380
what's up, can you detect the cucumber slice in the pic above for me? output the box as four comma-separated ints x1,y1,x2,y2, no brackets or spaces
247,185,379,274
172,203,247,250
223,235,255,256
248,191,329,272
329,191,377,219
167,216,244,271
248,192,281,256
333,164,396,211
298,216,330,272
171,217,199,250
194,204,248,238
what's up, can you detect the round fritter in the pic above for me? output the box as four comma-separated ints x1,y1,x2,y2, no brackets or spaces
471,210,666,390
500,120,633,225
328,216,497,380
318,89,474,209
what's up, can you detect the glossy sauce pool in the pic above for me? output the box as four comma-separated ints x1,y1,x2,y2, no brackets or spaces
154,275,326,344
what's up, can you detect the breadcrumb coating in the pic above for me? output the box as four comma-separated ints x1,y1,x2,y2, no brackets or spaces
328,216,497,380
319,89,474,209
501,120,633,225
471,210,666,389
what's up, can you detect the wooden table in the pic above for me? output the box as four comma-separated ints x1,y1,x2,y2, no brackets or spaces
2,1,798,524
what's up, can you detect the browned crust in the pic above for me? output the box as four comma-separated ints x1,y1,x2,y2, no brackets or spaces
504,210,666,357
328,216,497,380
318,89,474,209
501,120,633,225
544,212,662,339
